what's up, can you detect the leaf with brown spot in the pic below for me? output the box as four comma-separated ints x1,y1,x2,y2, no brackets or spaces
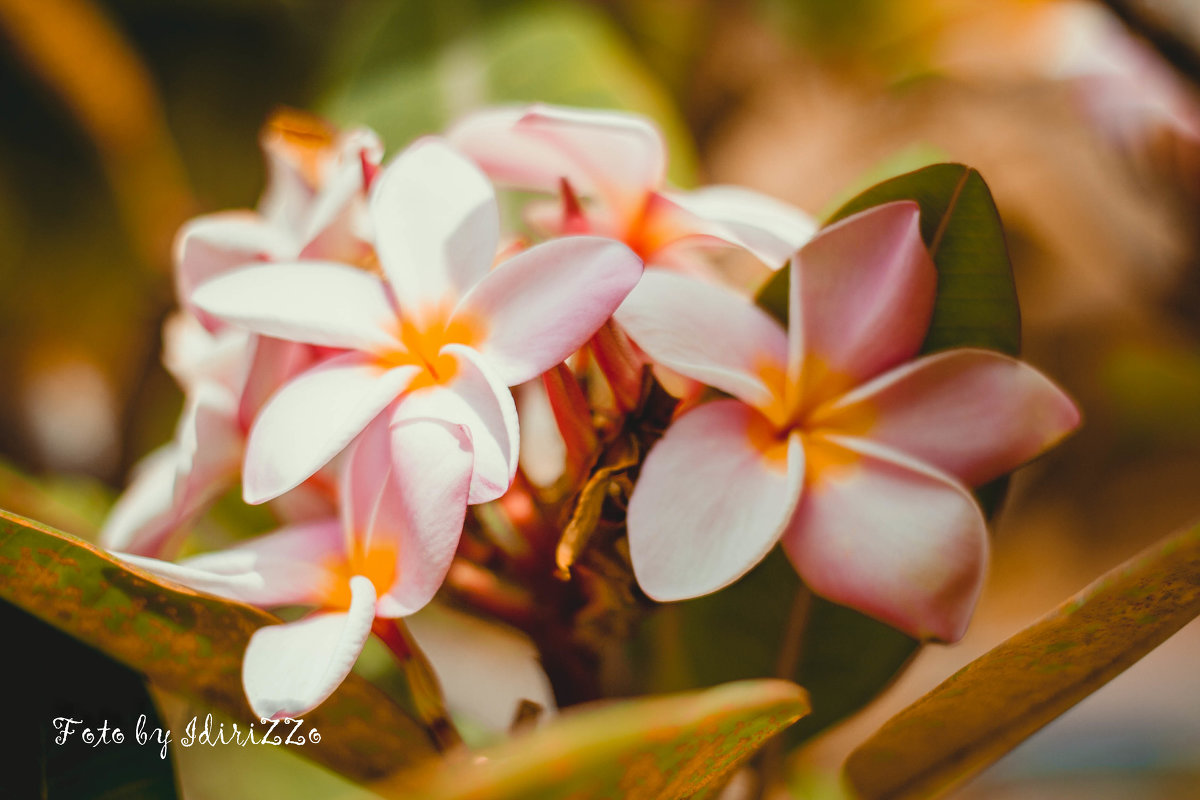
845,520,1200,800
0,508,438,783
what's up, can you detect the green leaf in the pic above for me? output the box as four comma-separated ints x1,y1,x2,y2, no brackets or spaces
757,162,1020,357
845,519,1200,800
317,0,697,187
631,551,916,744
6,599,179,799
0,508,438,783
380,679,810,800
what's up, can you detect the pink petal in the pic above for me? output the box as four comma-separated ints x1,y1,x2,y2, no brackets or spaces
660,185,817,269
391,345,518,504
118,520,345,608
375,419,473,617
615,269,789,413
813,349,1081,487
174,212,296,327
242,354,420,504
627,399,804,601
448,104,665,229
369,138,499,314
781,436,988,642
790,201,936,398
242,574,377,719
453,236,642,386
191,262,399,352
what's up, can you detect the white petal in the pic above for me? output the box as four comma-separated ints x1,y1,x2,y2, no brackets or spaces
242,575,377,719
243,354,419,503
662,185,817,269
173,212,296,320
627,399,805,600
191,262,399,352
369,138,499,314
615,269,788,411
100,445,181,556
117,520,345,608
406,603,557,733
454,236,642,385
376,419,473,616
391,345,518,504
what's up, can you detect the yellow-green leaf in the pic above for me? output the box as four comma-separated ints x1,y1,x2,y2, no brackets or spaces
380,679,810,800
845,520,1200,800
0,508,438,782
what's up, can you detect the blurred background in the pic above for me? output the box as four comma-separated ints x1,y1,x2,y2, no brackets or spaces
2,0,1198,797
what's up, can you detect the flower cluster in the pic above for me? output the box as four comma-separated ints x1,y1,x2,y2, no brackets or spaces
104,104,1079,723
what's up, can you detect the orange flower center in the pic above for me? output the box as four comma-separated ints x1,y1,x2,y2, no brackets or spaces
324,540,399,611
377,305,483,391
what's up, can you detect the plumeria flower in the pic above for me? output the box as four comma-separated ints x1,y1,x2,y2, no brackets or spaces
120,413,473,719
448,104,816,272
175,113,383,330
191,138,643,507
102,115,380,556
616,201,1080,641
100,313,327,556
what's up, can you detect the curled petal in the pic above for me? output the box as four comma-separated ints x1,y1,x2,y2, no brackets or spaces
616,269,789,412
782,436,988,642
627,400,804,601
393,345,518,504
659,186,817,269
118,520,345,608
448,104,665,229
243,354,419,504
377,419,473,617
174,382,242,509
790,201,935,396
191,262,399,352
454,236,642,386
242,575,377,719
813,349,1082,486
370,138,499,313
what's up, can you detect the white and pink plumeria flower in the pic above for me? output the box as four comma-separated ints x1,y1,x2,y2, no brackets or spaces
617,201,1081,641
120,412,474,719
102,117,380,557
190,137,643,508
99,312,329,557
175,119,383,329
448,103,817,273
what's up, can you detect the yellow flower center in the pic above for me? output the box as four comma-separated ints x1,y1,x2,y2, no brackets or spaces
324,540,399,611
377,305,483,391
